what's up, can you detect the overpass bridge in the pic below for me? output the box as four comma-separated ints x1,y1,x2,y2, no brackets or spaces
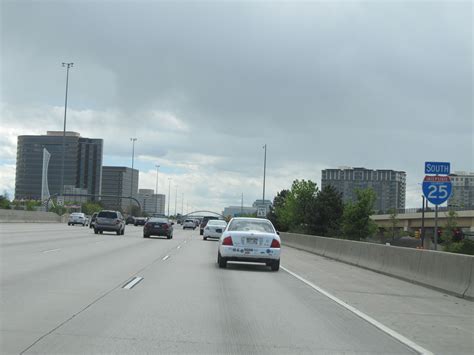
371,209,474,232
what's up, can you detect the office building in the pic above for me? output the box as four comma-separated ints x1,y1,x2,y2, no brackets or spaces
321,167,406,213
15,131,103,200
138,189,166,215
448,172,474,208
101,166,139,211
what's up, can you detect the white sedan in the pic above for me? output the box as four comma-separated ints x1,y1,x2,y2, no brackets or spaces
217,217,281,271
203,219,227,240
182,219,196,230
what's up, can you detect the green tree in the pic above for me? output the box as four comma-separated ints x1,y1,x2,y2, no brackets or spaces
26,200,41,211
268,189,290,231
81,202,103,215
442,209,458,245
0,195,11,209
311,185,344,237
387,208,399,241
342,189,377,241
283,179,318,233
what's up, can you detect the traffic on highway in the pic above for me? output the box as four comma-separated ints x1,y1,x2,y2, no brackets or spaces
1,221,473,354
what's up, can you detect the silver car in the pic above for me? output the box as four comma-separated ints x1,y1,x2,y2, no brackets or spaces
217,217,281,271
94,210,125,235
203,219,227,240
68,212,87,226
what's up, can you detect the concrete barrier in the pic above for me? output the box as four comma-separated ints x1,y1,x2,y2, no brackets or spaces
0,209,62,223
281,232,474,299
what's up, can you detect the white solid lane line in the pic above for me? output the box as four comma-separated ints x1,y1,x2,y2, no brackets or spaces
42,248,61,253
122,276,144,290
162,255,170,261
281,266,433,355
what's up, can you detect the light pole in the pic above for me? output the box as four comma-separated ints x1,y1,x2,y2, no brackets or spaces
130,138,137,212
262,144,267,209
167,178,171,217
60,62,74,196
174,185,178,216
181,192,184,215
155,165,160,213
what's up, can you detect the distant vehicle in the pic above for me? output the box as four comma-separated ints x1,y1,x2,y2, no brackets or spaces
68,212,87,226
182,219,196,230
134,217,147,226
125,216,135,225
217,217,281,271
203,219,227,240
193,219,200,227
150,213,167,218
199,216,219,235
143,217,174,239
94,210,125,235
89,212,98,229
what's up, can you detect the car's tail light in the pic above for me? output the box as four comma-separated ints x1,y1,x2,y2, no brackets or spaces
144,223,150,228
115,219,120,224
270,239,281,248
222,236,233,246
163,224,168,229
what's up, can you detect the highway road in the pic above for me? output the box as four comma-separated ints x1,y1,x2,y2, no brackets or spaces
0,223,472,354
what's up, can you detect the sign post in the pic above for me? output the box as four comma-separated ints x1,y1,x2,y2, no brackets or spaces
422,162,452,250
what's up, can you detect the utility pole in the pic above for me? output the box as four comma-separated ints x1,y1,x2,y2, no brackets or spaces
262,144,267,211
181,192,184,215
421,195,425,248
155,165,160,213
60,62,73,196
129,138,137,213
241,193,244,216
167,178,171,217
174,185,178,216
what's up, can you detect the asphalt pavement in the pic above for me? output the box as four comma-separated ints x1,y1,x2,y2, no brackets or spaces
1,223,424,354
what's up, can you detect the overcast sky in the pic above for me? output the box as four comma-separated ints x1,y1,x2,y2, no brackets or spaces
1,0,472,212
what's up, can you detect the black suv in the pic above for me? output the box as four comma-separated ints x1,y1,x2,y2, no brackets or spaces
199,216,219,235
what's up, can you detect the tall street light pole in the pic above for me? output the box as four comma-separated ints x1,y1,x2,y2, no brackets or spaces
174,185,178,216
130,138,137,212
181,192,184,215
262,144,267,207
167,178,172,217
155,165,160,213
60,62,74,196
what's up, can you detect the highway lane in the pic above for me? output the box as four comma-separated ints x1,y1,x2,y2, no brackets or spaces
1,223,417,354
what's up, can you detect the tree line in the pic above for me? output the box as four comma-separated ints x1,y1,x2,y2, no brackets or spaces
267,179,378,241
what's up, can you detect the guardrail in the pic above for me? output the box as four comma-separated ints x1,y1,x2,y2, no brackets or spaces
281,232,474,300
0,209,63,223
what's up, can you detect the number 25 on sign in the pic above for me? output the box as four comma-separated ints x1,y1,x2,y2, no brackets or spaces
422,175,452,205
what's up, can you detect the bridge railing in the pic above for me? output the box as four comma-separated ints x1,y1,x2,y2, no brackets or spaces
373,205,474,215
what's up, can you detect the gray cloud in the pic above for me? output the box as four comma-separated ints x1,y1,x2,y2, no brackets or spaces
1,0,472,210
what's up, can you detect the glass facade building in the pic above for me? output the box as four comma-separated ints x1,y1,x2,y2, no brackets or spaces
15,131,103,201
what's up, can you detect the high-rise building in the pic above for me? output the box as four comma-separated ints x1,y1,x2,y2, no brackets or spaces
321,167,406,213
101,166,139,211
15,131,103,200
138,189,166,215
448,172,474,208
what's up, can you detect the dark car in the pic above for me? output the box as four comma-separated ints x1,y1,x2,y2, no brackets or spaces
89,212,98,229
143,218,174,239
94,210,125,235
134,217,147,226
125,216,135,225
199,216,219,235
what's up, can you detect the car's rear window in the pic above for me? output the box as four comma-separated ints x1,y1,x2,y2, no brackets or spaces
185,220,193,222
98,211,118,218
228,220,275,233
148,218,168,223
207,220,226,226
71,213,83,216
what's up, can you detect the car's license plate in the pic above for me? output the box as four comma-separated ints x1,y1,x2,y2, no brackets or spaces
246,237,258,244
216,229,222,233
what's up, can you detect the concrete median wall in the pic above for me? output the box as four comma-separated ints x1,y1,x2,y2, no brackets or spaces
281,232,474,300
0,209,62,223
